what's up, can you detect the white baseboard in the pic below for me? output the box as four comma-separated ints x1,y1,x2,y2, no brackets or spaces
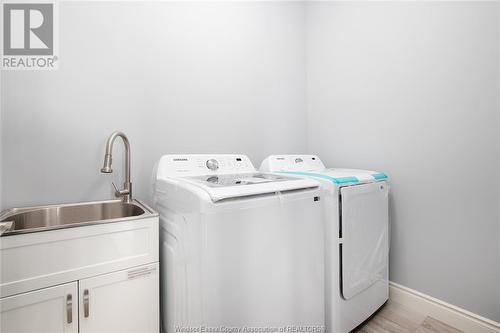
389,282,500,333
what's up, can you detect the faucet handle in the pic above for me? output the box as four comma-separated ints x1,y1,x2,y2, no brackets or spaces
111,182,121,197
112,182,130,198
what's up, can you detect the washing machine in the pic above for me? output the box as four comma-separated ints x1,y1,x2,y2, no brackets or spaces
260,155,389,333
152,154,325,333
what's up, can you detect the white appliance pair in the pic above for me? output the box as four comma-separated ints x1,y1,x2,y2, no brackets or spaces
152,154,389,333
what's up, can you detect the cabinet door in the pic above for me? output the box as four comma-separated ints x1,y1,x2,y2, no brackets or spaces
0,282,78,333
79,263,159,333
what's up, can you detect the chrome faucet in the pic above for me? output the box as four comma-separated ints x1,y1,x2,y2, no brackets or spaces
100,131,132,202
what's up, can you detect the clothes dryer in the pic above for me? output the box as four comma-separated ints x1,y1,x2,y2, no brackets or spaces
260,155,389,333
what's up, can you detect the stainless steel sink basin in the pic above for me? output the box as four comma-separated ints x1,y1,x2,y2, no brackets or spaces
0,200,156,236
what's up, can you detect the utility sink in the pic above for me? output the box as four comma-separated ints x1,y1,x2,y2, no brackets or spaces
0,199,158,299
0,199,153,236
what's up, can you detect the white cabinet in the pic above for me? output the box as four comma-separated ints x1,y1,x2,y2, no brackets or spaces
0,282,78,333
79,263,159,333
0,215,159,333
0,263,159,333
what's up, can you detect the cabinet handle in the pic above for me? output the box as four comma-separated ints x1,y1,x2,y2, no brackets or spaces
66,294,73,324
83,289,90,318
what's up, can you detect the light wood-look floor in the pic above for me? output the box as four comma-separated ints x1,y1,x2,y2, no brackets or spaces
354,301,464,333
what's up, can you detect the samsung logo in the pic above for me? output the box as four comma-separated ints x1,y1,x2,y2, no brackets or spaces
173,158,188,161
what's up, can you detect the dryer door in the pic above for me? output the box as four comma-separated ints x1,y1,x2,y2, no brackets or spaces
340,181,389,300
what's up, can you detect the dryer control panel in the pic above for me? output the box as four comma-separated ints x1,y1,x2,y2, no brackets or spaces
260,155,326,172
156,154,256,178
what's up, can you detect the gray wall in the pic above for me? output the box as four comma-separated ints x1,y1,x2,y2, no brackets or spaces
306,1,500,321
2,0,499,323
1,1,307,208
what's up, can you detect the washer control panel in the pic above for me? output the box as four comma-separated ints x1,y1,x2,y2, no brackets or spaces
157,154,256,178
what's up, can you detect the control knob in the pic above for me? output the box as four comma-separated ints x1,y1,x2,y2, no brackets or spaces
206,159,219,171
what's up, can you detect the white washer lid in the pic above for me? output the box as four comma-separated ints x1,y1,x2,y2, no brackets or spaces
180,173,319,201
